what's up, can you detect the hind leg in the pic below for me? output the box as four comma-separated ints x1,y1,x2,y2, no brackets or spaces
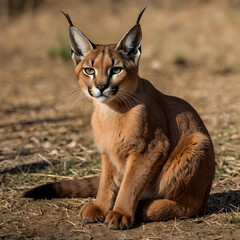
138,132,215,221
137,199,191,221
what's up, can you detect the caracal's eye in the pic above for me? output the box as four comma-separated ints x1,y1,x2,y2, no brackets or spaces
84,68,95,75
111,67,122,75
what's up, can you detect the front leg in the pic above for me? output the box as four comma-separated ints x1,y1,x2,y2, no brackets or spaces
80,153,119,223
105,148,167,230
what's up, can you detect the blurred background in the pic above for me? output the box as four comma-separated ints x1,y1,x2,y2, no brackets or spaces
0,0,240,185
0,1,239,239
0,0,240,120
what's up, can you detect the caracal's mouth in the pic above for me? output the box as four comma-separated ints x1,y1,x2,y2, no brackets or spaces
95,95,109,103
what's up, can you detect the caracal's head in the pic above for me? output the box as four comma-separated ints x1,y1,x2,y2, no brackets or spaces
62,9,145,105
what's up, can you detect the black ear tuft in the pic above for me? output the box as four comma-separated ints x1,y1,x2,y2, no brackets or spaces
136,7,146,25
116,8,146,65
61,11,95,65
61,11,74,27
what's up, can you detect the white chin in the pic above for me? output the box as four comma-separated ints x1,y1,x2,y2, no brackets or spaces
96,96,109,103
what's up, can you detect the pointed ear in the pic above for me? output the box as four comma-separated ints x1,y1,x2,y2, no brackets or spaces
116,8,146,65
61,12,95,65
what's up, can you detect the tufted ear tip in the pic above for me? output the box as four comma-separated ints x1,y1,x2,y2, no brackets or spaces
61,12,95,66
136,7,146,25
61,11,74,27
116,8,146,65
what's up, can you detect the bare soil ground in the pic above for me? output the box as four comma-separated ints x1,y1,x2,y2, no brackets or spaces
0,0,239,239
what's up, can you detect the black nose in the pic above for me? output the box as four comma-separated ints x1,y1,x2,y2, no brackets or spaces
96,84,108,93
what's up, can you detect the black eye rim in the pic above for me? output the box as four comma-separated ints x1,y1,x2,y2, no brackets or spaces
111,67,123,75
83,67,95,75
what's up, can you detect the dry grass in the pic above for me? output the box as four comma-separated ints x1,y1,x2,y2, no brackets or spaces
0,0,239,239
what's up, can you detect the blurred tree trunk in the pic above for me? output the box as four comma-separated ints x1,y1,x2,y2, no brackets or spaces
0,0,45,19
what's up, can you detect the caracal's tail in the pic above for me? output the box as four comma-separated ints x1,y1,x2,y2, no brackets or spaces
23,175,100,199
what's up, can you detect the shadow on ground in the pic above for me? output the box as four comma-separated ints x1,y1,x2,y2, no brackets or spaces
206,190,240,214
0,160,60,175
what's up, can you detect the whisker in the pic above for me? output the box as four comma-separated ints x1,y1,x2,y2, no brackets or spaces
117,93,134,109
125,95,135,108
121,93,137,109
119,90,143,103
118,90,143,107
117,94,131,110
67,88,90,109
69,93,84,105
117,94,128,109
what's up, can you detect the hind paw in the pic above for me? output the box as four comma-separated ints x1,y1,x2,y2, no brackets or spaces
80,203,105,224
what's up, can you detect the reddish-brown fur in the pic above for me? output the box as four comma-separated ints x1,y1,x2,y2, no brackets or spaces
24,10,215,230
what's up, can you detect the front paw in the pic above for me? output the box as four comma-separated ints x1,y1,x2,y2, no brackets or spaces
80,203,104,224
104,210,132,230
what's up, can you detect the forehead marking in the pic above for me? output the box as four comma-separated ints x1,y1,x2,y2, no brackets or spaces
101,47,105,75
111,58,115,67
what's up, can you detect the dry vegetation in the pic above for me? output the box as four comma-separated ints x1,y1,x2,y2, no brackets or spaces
0,0,239,239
